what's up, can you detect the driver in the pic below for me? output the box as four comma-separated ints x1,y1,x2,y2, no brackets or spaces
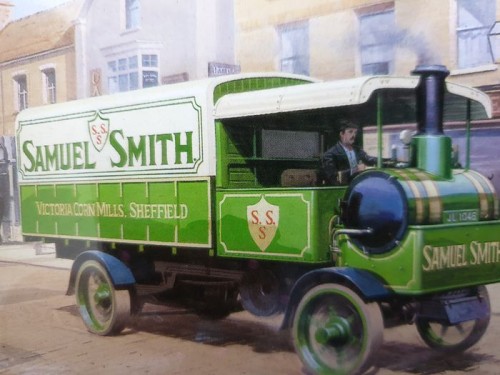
321,120,376,185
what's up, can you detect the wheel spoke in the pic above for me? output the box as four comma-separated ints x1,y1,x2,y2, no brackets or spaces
454,323,465,336
440,324,448,337
239,268,281,317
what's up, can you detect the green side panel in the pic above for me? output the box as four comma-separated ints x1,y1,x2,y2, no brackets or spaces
19,185,38,234
99,183,130,239
217,188,343,263
213,77,311,103
177,180,211,244
20,179,211,247
215,120,257,189
339,221,500,295
417,223,500,290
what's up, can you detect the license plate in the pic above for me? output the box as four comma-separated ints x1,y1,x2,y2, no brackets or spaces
443,209,479,224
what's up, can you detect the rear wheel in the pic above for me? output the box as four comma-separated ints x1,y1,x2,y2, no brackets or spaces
292,283,383,375
239,268,282,316
416,286,490,353
75,260,131,335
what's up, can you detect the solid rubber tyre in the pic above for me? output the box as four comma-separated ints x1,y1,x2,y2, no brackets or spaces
75,260,131,335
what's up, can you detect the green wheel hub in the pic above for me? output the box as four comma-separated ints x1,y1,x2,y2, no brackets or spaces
314,315,351,345
94,284,112,307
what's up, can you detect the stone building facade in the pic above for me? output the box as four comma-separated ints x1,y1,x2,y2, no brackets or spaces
0,1,81,136
235,0,500,87
234,0,500,192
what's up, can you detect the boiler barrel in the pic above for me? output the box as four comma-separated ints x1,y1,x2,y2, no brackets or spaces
392,168,498,224
342,169,499,254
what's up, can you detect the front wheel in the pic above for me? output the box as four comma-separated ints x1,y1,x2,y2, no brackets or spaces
75,260,131,335
416,286,490,353
292,283,383,375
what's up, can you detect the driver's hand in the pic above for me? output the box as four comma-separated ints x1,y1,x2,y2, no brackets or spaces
357,163,367,172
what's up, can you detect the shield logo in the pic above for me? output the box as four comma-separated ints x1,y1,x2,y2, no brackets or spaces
247,197,280,252
88,112,110,152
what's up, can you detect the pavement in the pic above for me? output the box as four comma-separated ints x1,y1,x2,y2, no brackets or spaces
0,241,72,269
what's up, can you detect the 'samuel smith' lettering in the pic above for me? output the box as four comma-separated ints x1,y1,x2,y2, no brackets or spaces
422,241,500,271
21,130,194,172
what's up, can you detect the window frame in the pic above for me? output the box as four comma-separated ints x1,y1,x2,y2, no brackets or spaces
125,0,141,30
107,53,159,93
41,68,57,104
456,0,495,69
13,74,28,112
277,21,310,76
358,9,396,76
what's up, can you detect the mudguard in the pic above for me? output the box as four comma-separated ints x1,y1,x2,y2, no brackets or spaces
281,267,391,329
66,250,136,295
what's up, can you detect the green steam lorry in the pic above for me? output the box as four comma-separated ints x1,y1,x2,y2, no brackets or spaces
16,65,500,374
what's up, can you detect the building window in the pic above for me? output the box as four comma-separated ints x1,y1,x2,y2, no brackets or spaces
457,0,495,69
107,54,158,93
13,75,28,111
142,54,158,88
278,22,309,76
359,10,395,75
125,0,141,30
42,68,56,104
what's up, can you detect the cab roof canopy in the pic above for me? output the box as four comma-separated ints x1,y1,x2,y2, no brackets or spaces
213,75,492,126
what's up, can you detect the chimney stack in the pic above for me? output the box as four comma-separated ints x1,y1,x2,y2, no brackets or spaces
0,1,13,30
411,65,452,179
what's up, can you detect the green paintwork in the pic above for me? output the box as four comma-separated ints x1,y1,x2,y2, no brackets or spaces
338,220,500,295
217,188,344,263
213,77,311,103
335,167,500,294
412,135,452,179
20,179,211,247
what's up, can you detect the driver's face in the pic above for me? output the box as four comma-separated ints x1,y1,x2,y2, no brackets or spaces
340,127,358,147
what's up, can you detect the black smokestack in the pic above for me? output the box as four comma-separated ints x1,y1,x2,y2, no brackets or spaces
412,65,449,135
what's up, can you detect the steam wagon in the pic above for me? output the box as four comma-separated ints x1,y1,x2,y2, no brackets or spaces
16,65,499,374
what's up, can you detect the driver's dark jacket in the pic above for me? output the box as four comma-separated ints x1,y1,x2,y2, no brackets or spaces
321,142,377,185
